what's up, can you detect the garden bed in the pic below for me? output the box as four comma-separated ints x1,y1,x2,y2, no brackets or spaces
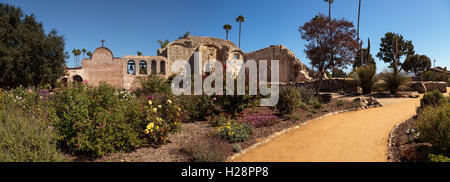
90,99,358,162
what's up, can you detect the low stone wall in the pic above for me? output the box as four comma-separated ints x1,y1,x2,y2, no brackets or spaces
281,78,359,93
400,81,447,93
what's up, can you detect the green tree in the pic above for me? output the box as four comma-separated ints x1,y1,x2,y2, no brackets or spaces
235,15,245,48
376,32,415,71
0,3,67,88
402,54,431,76
223,24,232,40
157,39,170,49
137,51,143,56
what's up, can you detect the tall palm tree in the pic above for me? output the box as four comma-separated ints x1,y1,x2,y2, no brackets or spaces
76,49,81,66
324,0,334,21
137,51,143,56
357,0,362,65
72,49,77,66
324,0,335,76
82,48,86,59
223,24,232,40
235,15,245,48
157,39,170,49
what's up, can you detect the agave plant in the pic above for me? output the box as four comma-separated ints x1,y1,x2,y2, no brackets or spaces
355,65,377,94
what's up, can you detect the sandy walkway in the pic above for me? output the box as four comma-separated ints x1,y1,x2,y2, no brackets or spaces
230,97,421,162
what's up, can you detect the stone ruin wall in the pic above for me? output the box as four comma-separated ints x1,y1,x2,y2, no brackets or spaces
245,45,313,83
400,81,447,93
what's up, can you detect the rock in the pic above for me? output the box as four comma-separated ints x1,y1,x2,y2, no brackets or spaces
409,91,420,98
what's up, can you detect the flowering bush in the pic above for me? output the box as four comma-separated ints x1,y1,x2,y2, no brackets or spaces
142,96,183,144
50,82,143,157
238,114,279,128
216,120,253,143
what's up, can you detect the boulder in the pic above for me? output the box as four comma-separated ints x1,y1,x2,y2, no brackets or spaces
409,91,420,98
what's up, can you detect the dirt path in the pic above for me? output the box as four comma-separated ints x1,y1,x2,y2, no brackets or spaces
230,97,421,162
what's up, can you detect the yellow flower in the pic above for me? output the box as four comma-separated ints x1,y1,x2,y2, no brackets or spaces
155,126,160,130
156,117,163,122
152,108,157,113
178,108,181,112
227,126,231,129
144,129,149,134
166,100,172,104
147,122,154,129
158,105,162,108
148,100,152,105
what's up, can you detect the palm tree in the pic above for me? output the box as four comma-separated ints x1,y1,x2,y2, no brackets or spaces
87,51,92,58
223,24,232,40
324,0,335,76
76,49,81,66
157,39,170,49
72,49,77,66
137,51,143,56
357,0,362,65
324,0,334,21
179,32,190,39
235,15,245,48
82,48,86,59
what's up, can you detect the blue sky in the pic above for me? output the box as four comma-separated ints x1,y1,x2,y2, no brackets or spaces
3,0,450,72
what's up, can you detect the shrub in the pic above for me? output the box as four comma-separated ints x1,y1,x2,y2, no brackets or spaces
238,114,279,128
419,90,446,109
416,102,449,154
178,95,218,122
299,87,315,104
336,99,345,107
216,120,253,143
422,70,448,82
276,86,301,115
428,154,450,162
354,65,378,94
135,74,171,96
181,140,227,162
311,99,322,109
210,113,228,127
216,94,255,118
0,108,63,162
50,82,143,157
381,69,409,94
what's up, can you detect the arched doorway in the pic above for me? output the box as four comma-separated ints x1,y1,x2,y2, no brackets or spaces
73,75,83,82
